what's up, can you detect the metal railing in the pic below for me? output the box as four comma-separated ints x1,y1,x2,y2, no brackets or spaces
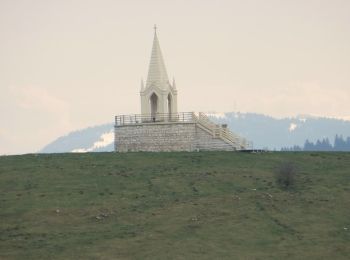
195,112,250,149
115,112,195,126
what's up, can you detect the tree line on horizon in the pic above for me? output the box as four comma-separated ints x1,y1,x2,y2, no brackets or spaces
281,135,350,151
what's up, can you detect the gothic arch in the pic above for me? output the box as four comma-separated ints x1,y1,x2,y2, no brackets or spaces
149,92,158,120
167,93,172,115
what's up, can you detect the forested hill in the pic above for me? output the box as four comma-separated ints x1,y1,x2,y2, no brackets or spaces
209,112,350,150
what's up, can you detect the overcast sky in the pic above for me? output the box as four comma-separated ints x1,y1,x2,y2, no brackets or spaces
1,0,350,154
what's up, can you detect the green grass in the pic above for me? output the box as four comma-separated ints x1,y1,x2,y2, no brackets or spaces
0,152,349,259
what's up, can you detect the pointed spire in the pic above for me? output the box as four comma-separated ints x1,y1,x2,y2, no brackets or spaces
172,77,176,89
146,25,169,89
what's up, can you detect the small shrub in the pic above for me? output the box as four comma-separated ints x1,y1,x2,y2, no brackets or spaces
276,161,297,190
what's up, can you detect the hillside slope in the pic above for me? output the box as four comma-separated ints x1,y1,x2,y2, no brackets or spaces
1,152,349,259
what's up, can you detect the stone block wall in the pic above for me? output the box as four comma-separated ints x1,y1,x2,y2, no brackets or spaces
115,122,237,152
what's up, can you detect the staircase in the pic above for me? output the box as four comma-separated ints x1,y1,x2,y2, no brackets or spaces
192,112,250,150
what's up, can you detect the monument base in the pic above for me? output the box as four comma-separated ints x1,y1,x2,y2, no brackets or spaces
114,113,248,152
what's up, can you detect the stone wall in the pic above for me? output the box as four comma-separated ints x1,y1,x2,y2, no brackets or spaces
115,122,237,152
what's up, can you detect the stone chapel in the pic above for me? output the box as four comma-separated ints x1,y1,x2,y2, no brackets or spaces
114,27,249,152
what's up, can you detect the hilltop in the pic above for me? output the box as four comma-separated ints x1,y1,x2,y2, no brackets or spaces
1,152,349,259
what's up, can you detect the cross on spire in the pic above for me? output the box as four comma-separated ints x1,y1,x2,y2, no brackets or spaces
154,24,157,33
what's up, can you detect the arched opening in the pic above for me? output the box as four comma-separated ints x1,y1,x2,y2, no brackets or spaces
167,93,172,116
150,93,158,121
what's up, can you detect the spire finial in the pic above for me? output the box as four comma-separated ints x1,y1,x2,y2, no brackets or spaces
154,24,157,34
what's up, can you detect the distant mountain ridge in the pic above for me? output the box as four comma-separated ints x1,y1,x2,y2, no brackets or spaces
40,112,350,153
208,112,350,150
40,123,114,153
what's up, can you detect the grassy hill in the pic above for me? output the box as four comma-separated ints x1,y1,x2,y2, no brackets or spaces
0,152,349,259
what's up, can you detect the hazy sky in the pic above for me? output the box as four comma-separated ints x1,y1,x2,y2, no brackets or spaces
1,0,350,154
